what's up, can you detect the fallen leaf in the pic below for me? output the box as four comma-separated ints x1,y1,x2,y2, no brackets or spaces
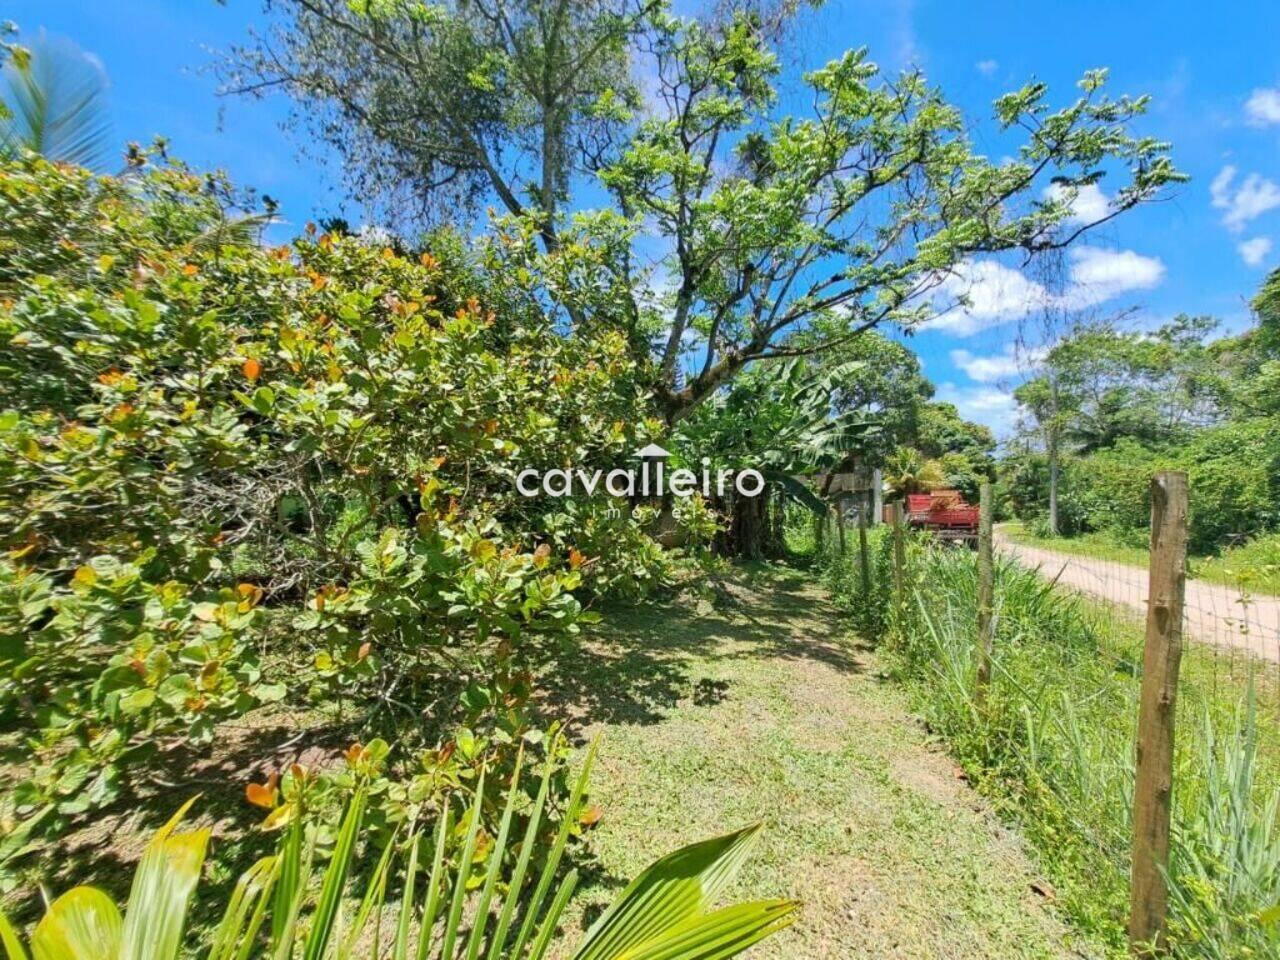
246,771,279,809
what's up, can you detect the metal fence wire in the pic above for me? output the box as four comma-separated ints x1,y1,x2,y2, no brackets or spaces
825,472,1280,955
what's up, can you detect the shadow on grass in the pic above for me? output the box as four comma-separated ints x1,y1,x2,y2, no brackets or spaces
8,559,857,938
537,560,863,733
3,714,359,930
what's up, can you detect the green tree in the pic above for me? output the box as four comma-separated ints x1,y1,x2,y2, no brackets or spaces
915,401,996,466
226,3,1185,422
791,327,933,460
1014,315,1222,463
671,357,876,557
222,0,647,251
1207,268,1280,419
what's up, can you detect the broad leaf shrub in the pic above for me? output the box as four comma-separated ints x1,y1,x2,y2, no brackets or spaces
0,151,668,879
0,554,280,870
0,739,796,960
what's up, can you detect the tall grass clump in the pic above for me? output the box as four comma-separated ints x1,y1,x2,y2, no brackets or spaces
851,542,1280,956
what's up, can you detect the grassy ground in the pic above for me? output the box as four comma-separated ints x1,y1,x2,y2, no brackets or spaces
3,557,1110,958
858,541,1280,957
540,563,1103,959
999,522,1280,596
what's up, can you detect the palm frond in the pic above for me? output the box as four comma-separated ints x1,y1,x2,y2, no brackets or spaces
1,32,112,170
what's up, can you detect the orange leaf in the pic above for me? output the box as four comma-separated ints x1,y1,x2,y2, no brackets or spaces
242,358,261,381
568,548,584,570
246,771,279,809
357,641,372,661
579,804,603,827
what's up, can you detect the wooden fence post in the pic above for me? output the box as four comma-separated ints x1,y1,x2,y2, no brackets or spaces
1128,471,1189,956
837,504,847,557
890,502,905,619
858,507,872,599
975,482,995,695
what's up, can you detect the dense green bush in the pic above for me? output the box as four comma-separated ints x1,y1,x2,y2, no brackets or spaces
1180,420,1280,551
1005,421,1280,554
0,151,667,875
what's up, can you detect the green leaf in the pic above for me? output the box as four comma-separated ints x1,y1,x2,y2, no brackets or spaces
572,824,770,960
119,798,208,960
301,790,366,960
31,887,122,960
207,856,278,960
0,908,30,960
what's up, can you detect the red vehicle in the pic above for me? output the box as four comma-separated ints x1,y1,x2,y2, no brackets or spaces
902,490,980,544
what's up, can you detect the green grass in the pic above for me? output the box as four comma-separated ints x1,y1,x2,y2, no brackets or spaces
999,522,1280,596
844,540,1280,958
539,562,1102,959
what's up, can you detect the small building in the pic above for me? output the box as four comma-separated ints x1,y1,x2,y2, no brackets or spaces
814,457,883,525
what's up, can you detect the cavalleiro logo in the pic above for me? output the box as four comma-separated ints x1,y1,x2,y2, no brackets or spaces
515,444,765,498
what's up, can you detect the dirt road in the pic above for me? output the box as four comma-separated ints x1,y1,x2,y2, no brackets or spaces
995,531,1280,665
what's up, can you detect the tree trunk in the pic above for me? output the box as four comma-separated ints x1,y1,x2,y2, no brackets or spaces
1048,437,1059,536
723,488,783,560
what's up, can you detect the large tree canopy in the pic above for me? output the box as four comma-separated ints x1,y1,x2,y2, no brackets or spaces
224,1,1185,421
1014,315,1223,456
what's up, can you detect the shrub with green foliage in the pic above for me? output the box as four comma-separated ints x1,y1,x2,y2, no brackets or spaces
0,151,667,876
1005,421,1280,554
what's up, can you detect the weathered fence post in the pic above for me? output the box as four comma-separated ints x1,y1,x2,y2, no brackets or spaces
975,482,995,695
1128,471,1189,956
890,502,905,619
858,507,872,599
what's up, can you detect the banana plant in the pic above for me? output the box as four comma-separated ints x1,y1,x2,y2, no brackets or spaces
673,356,879,517
0,740,797,959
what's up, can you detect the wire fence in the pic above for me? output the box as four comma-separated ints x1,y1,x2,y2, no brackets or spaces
813,473,1280,955
992,492,1280,716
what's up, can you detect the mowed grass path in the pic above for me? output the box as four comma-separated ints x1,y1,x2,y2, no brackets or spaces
541,564,1104,960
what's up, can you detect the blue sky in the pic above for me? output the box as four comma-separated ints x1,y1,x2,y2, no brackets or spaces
7,0,1280,437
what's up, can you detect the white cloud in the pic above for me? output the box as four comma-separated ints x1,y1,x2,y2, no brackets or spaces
1238,236,1274,267
1063,246,1165,307
975,59,999,76
1043,182,1110,224
1245,88,1280,127
950,343,1044,384
928,261,1050,335
934,382,1019,437
927,246,1165,336
1211,166,1280,232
